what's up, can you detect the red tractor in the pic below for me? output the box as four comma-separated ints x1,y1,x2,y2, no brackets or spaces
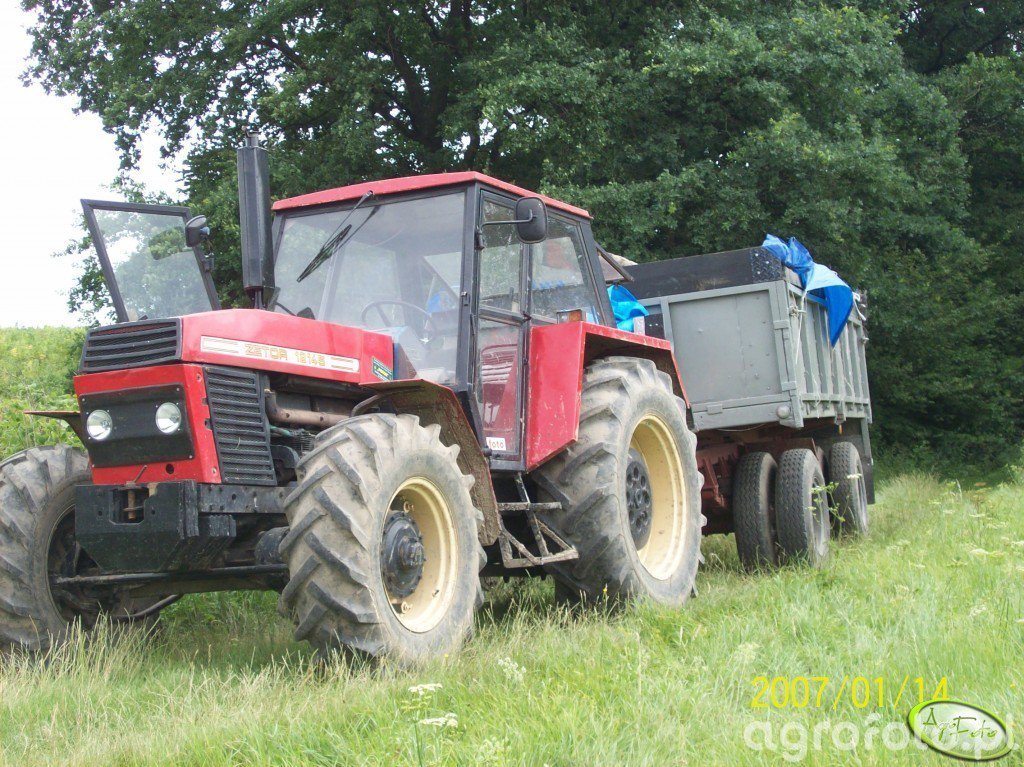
0,138,703,664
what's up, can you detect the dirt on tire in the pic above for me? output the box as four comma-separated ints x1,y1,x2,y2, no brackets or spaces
534,356,704,606
278,413,485,666
0,445,160,650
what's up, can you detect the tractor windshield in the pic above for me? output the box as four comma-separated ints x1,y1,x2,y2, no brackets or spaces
271,192,465,384
82,201,220,322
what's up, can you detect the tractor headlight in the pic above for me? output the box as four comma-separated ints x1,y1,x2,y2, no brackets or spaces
86,409,113,441
155,402,183,435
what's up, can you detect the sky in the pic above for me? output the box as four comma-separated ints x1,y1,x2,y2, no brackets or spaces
0,5,180,327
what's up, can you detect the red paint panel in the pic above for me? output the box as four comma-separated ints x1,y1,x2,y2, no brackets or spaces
272,171,591,219
526,323,587,471
74,364,220,485
525,322,687,471
178,309,394,385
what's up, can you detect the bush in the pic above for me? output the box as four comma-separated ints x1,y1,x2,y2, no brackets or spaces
0,327,84,457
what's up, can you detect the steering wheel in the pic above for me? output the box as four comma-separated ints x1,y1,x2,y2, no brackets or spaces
360,299,440,342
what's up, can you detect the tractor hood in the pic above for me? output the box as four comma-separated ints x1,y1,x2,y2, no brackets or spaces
79,310,396,386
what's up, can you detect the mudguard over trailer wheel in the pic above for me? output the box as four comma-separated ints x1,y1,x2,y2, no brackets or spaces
775,449,830,568
732,451,779,571
828,442,869,537
278,413,485,666
535,357,704,606
0,445,161,651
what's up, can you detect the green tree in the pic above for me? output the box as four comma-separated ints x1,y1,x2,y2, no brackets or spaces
893,2,1024,458
898,1,1024,73
21,0,1024,468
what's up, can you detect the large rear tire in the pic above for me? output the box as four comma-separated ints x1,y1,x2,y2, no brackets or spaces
828,442,868,537
0,445,157,650
278,414,484,666
775,449,830,568
534,357,703,607
732,451,778,571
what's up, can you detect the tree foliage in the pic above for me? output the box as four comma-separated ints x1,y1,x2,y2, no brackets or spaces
22,0,1024,468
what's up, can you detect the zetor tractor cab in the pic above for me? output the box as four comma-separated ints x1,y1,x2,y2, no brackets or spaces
0,138,702,664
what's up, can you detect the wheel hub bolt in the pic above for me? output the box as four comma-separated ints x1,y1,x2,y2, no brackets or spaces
398,539,425,568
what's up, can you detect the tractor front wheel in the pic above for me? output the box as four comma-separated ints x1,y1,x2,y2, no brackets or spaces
278,414,484,666
535,357,704,607
0,445,157,650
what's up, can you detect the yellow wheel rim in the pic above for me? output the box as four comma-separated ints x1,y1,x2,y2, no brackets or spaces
384,478,459,633
629,414,689,580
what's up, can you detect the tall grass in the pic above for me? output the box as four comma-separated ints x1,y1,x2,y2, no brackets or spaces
0,475,1018,765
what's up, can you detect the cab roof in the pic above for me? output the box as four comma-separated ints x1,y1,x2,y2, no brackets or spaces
271,171,591,219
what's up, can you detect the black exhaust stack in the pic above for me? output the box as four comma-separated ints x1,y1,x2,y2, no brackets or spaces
236,133,275,308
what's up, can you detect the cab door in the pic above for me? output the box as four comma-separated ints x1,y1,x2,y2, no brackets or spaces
473,193,529,465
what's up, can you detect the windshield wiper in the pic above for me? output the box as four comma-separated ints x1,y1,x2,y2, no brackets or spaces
296,190,376,283
298,224,351,283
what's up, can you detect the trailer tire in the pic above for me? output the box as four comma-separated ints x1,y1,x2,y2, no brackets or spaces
534,357,704,607
0,445,161,650
278,414,484,666
775,449,830,567
732,451,779,571
828,442,868,537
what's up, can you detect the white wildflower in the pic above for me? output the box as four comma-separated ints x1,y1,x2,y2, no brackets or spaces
970,548,1004,558
732,642,759,664
419,713,459,728
497,656,525,683
408,683,442,696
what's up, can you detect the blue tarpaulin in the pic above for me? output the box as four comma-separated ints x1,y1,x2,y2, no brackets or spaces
607,284,649,331
762,234,853,347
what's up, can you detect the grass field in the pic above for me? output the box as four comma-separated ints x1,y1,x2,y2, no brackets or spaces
0,328,1020,765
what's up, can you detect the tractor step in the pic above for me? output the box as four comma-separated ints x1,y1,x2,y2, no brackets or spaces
496,501,562,514
495,504,578,568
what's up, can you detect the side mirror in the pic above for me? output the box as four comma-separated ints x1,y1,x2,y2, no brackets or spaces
514,197,547,244
185,215,211,248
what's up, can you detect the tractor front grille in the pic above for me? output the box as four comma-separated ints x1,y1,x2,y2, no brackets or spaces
204,366,276,486
80,320,181,372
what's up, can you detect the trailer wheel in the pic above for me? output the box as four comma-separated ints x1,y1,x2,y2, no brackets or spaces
732,451,779,571
775,449,830,567
0,445,159,650
828,442,868,537
534,357,703,607
278,414,484,666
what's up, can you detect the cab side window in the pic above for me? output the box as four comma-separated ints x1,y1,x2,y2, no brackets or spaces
479,200,523,313
530,217,598,321
475,197,525,456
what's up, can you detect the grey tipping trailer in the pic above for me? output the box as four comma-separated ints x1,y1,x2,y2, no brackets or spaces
626,247,875,568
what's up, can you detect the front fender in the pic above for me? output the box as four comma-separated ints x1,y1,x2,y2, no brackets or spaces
526,322,687,471
361,379,500,546
25,410,84,442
